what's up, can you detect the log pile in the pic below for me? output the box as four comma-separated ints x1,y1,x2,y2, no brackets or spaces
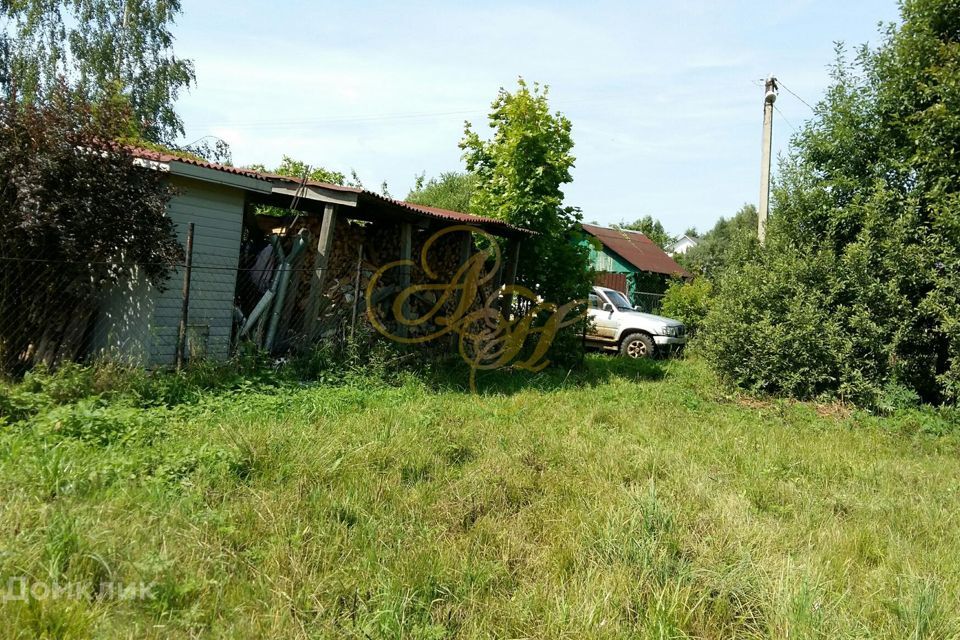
263,215,492,350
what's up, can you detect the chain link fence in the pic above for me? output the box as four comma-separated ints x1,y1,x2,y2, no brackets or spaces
0,222,513,377
631,291,665,314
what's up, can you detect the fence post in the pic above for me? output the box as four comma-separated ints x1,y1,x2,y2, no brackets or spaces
176,222,195,371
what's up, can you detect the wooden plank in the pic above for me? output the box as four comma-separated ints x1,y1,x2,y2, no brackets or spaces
304,204,338,341
397,222,413,338
459,230,472,266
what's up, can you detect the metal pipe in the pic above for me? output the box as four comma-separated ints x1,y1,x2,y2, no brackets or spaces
264,233,307,352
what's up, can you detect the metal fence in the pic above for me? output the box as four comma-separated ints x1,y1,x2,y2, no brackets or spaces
631,291,665,314
0,233,512,376
0,254,334,375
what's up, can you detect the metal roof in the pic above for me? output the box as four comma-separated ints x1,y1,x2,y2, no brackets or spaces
131,147,530,236
582,223,690,278
131,148,266,180
370,197,530,235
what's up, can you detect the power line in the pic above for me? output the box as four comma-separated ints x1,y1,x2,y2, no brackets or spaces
773,104,797,133
191,108,486,131
186,89,665,132
777,79,816,112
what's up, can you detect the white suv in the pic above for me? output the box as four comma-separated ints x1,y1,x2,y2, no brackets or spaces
586,286,687,358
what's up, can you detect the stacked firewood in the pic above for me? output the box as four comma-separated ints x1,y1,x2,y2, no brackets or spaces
274,217,490,345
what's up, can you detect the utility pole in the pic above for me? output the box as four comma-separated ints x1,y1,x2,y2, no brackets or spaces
758,75,778,244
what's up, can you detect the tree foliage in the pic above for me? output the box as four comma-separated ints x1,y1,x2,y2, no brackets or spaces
247,156,354,218
249,156,348,186
703,0,960,405
461,79,592,366
660,278,713,336
679,204,758,276
1,0,195,143
407,171,476,212
620,215,673,250
0,83,182,374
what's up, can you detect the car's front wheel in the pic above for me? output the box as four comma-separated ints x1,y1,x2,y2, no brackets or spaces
620,333,654,359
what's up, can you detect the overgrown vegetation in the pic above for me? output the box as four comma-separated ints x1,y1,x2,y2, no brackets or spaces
703,0,960,406
660,278,713,336
0,356,957,637
677,204,758,277
0,84,182,375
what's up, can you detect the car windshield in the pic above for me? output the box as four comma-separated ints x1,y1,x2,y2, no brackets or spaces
605,290,634,311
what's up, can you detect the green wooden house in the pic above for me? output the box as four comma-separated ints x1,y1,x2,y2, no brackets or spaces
581,223,690,309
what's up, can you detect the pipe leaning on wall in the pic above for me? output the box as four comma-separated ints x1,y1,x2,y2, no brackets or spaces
264,232,308,352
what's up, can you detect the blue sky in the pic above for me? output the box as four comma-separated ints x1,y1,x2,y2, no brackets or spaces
173,1,900,235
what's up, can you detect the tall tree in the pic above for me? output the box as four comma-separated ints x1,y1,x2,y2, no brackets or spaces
620,215,674,250
407,171,476,212
461,79,592,365
1,0,194,143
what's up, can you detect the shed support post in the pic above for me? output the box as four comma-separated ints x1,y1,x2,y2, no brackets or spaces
498,237,520,316
459,230,472,267
304,204,338,341
450,230,474,348
397,222,412,338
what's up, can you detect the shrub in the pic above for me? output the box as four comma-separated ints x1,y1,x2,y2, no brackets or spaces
660,278,713,335
0,83,182,375
702,1,960,406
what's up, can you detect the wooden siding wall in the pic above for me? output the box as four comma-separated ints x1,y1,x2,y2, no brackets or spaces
149,178,244,365
89,177,245,367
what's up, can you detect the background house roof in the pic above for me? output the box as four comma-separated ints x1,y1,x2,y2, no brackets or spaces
582,223,690,278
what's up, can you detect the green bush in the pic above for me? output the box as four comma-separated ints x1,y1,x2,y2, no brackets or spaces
701,244,874,402
702,1,960,406
660,278,713,335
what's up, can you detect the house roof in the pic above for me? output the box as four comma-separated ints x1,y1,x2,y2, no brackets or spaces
582,223,690,278
131,147,530,237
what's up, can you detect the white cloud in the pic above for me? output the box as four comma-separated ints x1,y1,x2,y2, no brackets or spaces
172,0,900,233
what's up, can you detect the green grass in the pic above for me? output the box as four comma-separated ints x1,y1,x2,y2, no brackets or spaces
1,356,959,638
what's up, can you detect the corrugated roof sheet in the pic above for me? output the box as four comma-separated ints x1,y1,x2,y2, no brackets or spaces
131,147,529,235
582,223,690,278
132,147,267,180
378,198,530,234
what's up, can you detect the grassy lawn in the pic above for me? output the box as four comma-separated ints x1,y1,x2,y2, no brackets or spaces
1,356,959,638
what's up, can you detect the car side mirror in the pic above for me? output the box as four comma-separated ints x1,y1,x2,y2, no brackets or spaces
602,302,614,313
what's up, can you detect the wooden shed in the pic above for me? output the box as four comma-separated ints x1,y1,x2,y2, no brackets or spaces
89,154,273,365
89,151,529,367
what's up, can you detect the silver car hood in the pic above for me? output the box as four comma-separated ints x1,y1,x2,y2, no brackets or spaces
620,310,683,327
